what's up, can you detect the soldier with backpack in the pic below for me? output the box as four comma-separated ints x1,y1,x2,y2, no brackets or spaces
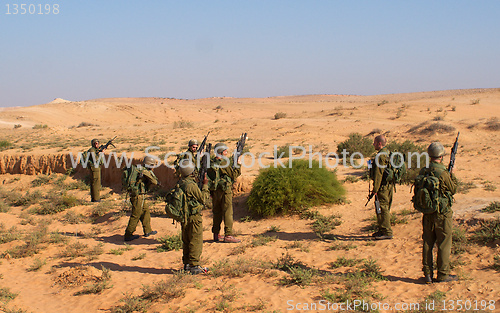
208,143,242,243
368,135,395,240
413,142,458,283
176,159,210,274
174,139,199,176
123,156,159,242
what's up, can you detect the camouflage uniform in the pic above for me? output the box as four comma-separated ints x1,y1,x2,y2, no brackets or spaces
179,176,209,267
208,156,241,237
370,146,394,237
124,167,158,239
84,146,102,202
421,161,457,281
175,149,199,176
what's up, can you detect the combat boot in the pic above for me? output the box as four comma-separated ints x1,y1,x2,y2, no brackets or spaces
224,235,241,243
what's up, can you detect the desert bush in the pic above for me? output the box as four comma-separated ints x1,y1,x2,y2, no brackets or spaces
275,145,291,158
109,244,134,255
76,122,96,128
60,242,88,259
471,219,500,244
452,226,469,255
377,100,388,106
13,190,43,207
457,180,477,194
328,241,357,251
482,201,500,213
131,253,146,261
13,124,22,129
470,98,480,105
0,140,13,151
274,112,287,120
32,124,48,129
156,233,182,252
0,287,17,304
111,293,150,313
34,193,82,214
485,117,500,131
173,120,193,129
27,257,46,272
280,266,318,286
329,257,364,269
0,224,21,244
75,266,112,295
336,133,375,158
493,255,500,272
275,252,306,272
247,159,345,217
3,226,48,258
419,122,456,135
0,201,9,213
61,211,88,224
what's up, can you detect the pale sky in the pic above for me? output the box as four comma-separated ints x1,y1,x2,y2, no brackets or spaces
1,0,499,107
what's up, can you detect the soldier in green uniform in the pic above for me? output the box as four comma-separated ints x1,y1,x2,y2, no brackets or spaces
208,143,242,243
124,156,159,242
421,142,458,283
369,135,394,240
178,159,210,274
84,139,106,202
174,139,199,176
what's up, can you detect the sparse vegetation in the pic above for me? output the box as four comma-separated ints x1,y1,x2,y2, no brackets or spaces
211,258,272,278
32,124,48,129
131,253,146,261
27,257,46,272
250,234,277,247
109,244,134,255
173,120,193,129
482,201,500,213
75,266,112,295
0,140,13,151
485,117,500,131
457,180,477,194
471,219,500,244
311,213,342,239
248,159,345,217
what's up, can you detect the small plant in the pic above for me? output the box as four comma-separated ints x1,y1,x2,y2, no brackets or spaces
240,216,253,222
60,242,88,259
32,124,48,129
0,224,21,244
286,241,310,252
31,175,52,187
471,219,500,244
274,112,287,120
343,175,359,183
109,244,134,255
132,253,146,261
250,234,277,247
275,145,291,158
173,120,193,129
280,266,318,286
13,124,22,129
156,233,182,252
75,266,112,295
328,241,357,251
267,225,281,233
76,122,96,128
0,287,17,304
0,140,13,151
483,182,497,192
482,201,500,213
457,180,477,194
27,257,46,272
470,98,480,105
377,100,388,106
485,117,500,131
493,255,500,272
311,214,342,239
211,258,272,278
329,257,363,269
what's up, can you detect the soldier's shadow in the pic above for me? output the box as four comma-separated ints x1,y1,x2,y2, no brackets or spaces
384,275,427,285
329,234,373,241
97,234,161,246
57,261,176,275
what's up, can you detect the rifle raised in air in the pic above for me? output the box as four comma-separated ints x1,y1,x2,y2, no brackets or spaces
233,133,247,167
99,136,117,152
448,132,459,172
198,143,212,189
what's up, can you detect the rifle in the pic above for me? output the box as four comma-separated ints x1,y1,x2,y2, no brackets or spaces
197,132,210,158
99,136,117,152
365,180,381,214
233,133,247,167
198,143,212,189
448,132,460,172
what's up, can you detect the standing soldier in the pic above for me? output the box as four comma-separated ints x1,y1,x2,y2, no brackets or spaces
174,139,199,175
124,156,159,242
177,159,210,274
421,142,458,283
369,135,394,240
208,143,242,243
84,139,106,202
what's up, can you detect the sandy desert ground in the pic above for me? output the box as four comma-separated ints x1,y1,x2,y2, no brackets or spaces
0,88,499,313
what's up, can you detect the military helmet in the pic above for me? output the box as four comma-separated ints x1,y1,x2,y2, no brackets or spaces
178,159,195,177
188,139,198,146
91,139,99,146
214,142,228,153
427,142,445,158
143,156,156,167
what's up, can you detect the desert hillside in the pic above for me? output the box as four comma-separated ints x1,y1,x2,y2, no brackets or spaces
0,89,499,313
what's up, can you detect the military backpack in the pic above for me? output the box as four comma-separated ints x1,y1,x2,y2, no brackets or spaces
383,152,407,185
122,165,141,194
411,168,443,214
164,183,189,224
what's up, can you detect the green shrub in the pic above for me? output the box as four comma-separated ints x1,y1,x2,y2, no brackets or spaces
386,140,427,184
32,124,48,129
156,233,182,252
336,133,374,158
0,140,13,151
31,175,52,187
247,160,345,217
311,214,342,239
482,201,500,213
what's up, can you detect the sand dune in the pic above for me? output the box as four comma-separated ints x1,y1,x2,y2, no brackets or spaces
0,89,499,313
